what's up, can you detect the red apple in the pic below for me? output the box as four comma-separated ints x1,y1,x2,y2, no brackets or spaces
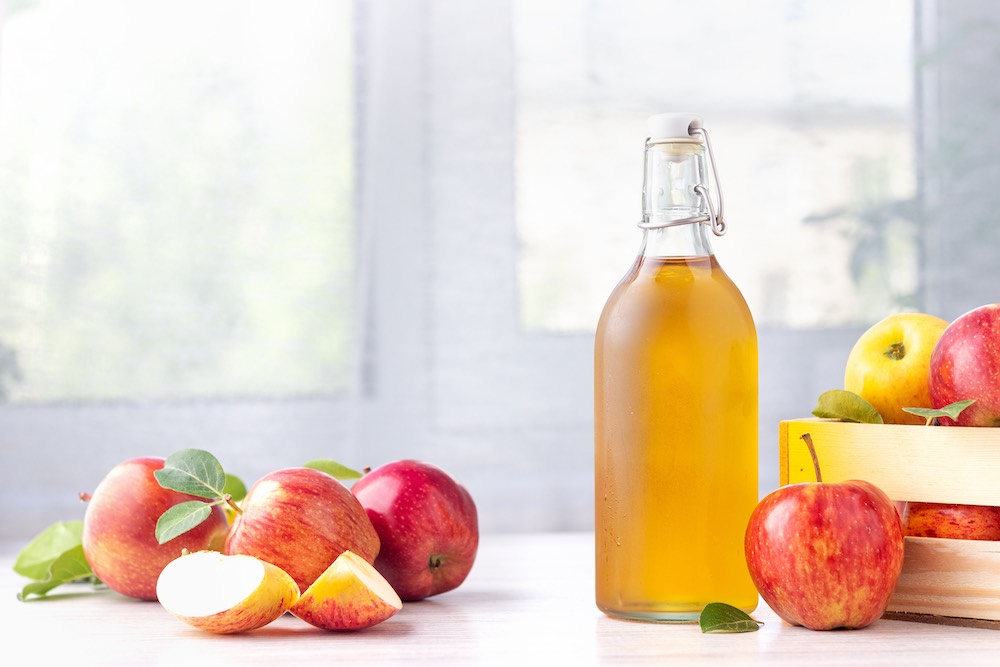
224,467,380,593
903,502,1000,540
744,435,904,630
82,457,229,601
351,460,478,601
929,303,1000,426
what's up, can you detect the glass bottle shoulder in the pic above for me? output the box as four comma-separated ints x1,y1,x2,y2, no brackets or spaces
596,252,755,337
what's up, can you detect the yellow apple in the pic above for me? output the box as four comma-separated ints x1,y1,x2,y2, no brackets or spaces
844,312,949,425
156,551,299,634
290,550,402,631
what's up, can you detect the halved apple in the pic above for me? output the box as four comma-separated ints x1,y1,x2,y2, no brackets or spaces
156,550,299,634
291,550,402,631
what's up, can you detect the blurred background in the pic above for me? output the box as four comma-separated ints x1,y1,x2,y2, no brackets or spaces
2,0,999,540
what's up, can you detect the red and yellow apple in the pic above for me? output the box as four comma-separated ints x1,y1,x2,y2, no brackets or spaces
929,303,1000,426
291,550,402,631
903,502,1000,540
82,457,229,601
224,467,380,593
156,551,299,634
744,436,905,630
844,312,949,425
352,460,479,601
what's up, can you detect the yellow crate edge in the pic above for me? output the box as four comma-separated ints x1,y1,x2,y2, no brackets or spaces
779,418,1000,506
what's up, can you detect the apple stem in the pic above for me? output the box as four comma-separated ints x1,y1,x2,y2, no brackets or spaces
223,494,244,516
800,433,823,483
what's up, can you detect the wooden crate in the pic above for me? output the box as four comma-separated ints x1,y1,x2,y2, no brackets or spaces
779,418,1000,627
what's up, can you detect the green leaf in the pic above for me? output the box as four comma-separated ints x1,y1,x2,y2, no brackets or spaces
155,501,213,544
223,473,247,502
153,448,227,500
303,459,363,481
812,389,884,424
13,520,84,581
18,545,95,601
699,602,763,634
903,399,976,425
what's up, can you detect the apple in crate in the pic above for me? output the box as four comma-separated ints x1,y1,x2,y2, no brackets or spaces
291,550,402,631
904,502,1000,540
930,302,1000,426
156,551,299,634
843,312,949,424
744,435,905,630
82,457,230,601
225,467,380,593
352,460,478,601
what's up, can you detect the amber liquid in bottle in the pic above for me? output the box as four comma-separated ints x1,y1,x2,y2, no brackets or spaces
595,123,758,622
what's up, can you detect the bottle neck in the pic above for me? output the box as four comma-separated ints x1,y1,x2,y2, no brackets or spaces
640,140,713,258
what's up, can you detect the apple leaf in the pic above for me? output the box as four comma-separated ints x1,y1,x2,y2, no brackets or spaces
303,459,363,481
17,545,98,601
13,520,85,581
902,399,976,425
699,602,763,633
224,473,248,503
155,500,214,544
811,389,884,424
154,448,228,500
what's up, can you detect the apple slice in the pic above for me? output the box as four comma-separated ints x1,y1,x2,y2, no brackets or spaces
156,551,300,634
291,550,402,631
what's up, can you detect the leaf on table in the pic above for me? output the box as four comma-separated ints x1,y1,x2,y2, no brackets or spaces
699,602,763,634
155,501,213,544
812,389,884,424
13,520,84,581
18,545,96,601
303,459,363,481
153,448,227,499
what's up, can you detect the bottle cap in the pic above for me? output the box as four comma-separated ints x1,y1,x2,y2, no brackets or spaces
646,112,702,142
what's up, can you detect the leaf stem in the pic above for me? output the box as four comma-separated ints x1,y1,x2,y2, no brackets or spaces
800,433,823,483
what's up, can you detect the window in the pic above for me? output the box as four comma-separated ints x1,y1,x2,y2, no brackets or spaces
516,0,916,332
0,0,355,402
4,0,1000,540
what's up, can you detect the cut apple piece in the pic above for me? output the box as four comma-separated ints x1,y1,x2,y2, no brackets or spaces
156,550,299,634
291,550,402,631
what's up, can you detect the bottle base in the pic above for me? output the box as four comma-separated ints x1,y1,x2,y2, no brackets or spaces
597,607,701,624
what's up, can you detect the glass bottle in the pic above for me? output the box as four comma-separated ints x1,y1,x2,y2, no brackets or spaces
594,113,758,622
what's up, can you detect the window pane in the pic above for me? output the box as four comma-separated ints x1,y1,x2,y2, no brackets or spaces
515,0,915,332
0,0,355,401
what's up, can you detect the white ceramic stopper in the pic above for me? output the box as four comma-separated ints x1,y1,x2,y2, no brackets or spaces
646,112,702,142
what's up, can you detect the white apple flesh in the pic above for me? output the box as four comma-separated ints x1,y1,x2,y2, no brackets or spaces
156,551,299,634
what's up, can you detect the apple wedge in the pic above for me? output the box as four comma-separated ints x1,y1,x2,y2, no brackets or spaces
291,550,402,631
156,551,299,634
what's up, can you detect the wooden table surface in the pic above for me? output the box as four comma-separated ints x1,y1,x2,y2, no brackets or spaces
3,532,1000,665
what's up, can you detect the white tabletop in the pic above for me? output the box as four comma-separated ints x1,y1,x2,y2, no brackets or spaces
3,532,1000,665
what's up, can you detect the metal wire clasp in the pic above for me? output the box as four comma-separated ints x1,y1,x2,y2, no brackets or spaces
638,119,728,236
689,120,727,236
